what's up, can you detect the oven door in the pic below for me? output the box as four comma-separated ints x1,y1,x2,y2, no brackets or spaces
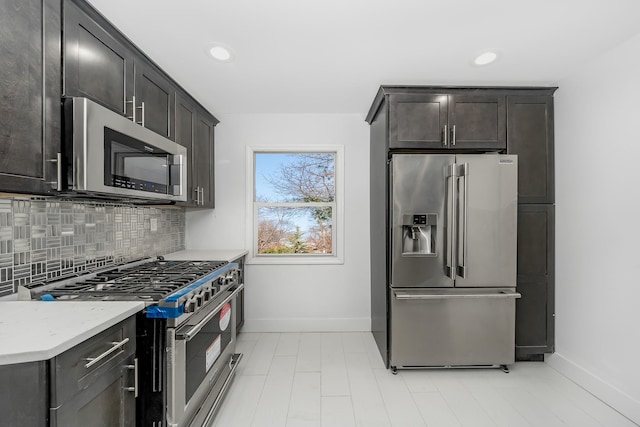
166,284,243,427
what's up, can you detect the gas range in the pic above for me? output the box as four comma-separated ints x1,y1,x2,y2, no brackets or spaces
30,258,239,324
29,257,244,426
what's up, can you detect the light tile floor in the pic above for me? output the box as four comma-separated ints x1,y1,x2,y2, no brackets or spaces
212,332,638,427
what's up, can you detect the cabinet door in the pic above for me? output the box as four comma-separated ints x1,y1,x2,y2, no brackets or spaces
63,0,134,116
388,94,448,149
194,108,216,208
516,204,555,359
507,96,554,203
135,61,175,140
51,316,136,427
448,95,506,150
52,358,136,427
175,93,197,206
0,0,60,194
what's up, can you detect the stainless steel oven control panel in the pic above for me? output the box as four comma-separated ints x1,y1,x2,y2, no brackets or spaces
146,263,239,320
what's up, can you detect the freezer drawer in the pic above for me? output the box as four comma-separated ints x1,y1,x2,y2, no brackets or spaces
389,288,520,368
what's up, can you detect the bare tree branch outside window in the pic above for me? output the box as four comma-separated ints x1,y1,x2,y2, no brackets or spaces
255,153,335,255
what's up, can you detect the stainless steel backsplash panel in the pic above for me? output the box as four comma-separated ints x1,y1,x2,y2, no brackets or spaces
0,198,185,296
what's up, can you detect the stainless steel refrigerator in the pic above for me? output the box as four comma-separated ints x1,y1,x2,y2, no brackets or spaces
388,153,520,372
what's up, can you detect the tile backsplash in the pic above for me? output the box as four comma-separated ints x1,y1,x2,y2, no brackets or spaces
0,197,185,296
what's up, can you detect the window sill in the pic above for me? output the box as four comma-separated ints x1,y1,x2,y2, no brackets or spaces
246,255,344,265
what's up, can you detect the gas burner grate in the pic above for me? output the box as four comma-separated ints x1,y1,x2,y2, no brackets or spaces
35,260,229,301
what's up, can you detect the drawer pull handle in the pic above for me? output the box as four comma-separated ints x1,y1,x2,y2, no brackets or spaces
83,338,130,369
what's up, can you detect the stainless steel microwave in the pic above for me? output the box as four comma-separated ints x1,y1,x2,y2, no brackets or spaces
62,97,187,202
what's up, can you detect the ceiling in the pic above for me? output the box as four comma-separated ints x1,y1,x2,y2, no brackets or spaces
86,0,640,116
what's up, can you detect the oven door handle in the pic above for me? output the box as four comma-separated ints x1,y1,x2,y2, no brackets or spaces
176,283,244,341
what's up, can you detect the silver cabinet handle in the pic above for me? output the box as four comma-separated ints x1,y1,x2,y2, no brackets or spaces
443,124,448,146
48,152,62,191
177,283,244,341
194,187,200,205
199,187,205,205
136,101,145,127
84,338,129,368
451,124,456,146
394,291,521,300
126,96,136,122
124,358,138,397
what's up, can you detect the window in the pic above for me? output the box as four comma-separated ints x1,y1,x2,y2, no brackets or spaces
247,146,343,264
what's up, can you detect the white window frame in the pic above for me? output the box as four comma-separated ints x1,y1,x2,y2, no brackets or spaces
246,145,344,265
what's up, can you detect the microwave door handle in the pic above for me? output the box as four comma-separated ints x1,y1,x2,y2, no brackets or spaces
169,155,184,196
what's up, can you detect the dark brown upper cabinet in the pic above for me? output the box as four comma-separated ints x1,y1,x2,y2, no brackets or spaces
507,96,555,204
387,92,506,150
0,0,61,195
175,94,196,205
134,62,175,140
194,107,216,208
63,0,134,117
175,93,216,208
63,0,175,141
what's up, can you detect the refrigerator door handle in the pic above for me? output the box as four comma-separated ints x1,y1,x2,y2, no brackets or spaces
457,163,469,278
445,163,457,278
394,290,522,300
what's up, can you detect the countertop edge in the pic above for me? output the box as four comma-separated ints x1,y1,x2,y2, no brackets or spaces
0,302,145,365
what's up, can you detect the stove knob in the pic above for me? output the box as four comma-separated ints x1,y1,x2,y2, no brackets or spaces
184,298,197,313
203,289,211,301
196,293,204,307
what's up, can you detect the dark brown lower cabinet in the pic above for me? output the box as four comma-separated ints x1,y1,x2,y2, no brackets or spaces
516,204,555,360
0,316,136,427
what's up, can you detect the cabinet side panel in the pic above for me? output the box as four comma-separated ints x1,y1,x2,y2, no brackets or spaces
0,361,49,426
370,102,389,366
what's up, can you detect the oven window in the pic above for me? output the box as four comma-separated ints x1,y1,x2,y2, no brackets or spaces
184,304,232,403
104,127,171,194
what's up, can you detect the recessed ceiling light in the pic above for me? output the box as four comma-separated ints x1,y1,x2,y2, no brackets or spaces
474,51,498,66
209,45,233,62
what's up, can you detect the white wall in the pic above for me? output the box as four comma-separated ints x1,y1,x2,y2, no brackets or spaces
186,114,371,331
551,32,640,423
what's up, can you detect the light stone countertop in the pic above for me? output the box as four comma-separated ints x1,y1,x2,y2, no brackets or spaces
163,249,248,263
0,301,145,365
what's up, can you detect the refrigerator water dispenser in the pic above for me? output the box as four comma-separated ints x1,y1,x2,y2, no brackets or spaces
401,214,437,256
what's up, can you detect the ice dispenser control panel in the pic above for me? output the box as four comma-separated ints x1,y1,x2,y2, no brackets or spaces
401,213,437,256
412,214,428,225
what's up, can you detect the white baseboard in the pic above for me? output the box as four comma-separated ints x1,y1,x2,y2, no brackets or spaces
241,317,370,332
545,353,640,424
